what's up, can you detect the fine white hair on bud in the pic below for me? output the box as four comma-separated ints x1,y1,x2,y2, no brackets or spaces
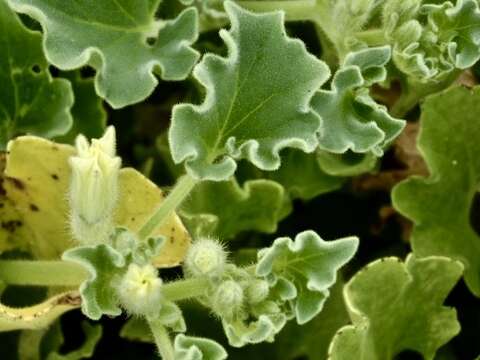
69,126,121,244
116,263,163,316
212,280,244,319
183,238,227,278
245,279,270,304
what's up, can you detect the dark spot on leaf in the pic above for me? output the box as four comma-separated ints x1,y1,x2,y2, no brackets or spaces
30,204,39,211
1,220,23,233
52,145,59,151
146,37,156,46
51,174,59,180
6,177,25,190
170,237,174,244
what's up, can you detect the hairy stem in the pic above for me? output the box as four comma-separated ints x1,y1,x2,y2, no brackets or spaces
0,260,88,286
148,319,175,360
138,174,198,240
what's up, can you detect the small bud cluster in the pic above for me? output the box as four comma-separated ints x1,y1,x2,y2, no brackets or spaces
184,238,227,278
69,126,121,244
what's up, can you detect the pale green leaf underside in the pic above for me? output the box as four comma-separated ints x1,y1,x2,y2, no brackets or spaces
0,0,73,149
328,255,463,360
169,1,330,181
8,0,199,108
256,230,358,325
392,86,480,296
181,178,285,239
62,244,125,320
174,334,228,360
312,46,405,156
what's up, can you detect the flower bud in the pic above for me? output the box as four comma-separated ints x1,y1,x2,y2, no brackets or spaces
69,126,121,244
212,280,244,319
116,263,163,316
245,279,270,304
184,238,227,277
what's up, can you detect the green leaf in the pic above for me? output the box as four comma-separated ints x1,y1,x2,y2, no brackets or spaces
316,150,378,177
328,255,463,360
312,46,405,156
46,321,102,360
181,178,285,239
120,317,152,343
268,149,345,201
62,244,125,320
55,72,106,144
256,230,358,324
169,1,330,181
392,86,480,296
174,334,227,360
0,0,73,149
7,0,200,108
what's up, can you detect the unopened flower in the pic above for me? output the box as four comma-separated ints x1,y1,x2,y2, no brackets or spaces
184,238,227,278
69,126,121,244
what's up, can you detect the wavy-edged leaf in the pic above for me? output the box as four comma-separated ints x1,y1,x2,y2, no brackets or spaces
328,255,463,360
0,291,80,332
7,0,199,108
169,1,330,181
268,149,344,201
174,334,227,360
3,136,190,265
181,178,285,239
0,0,73,149
392,86,480,296
312,46,405,156
62,244,125,320
316,150,378,177
256,230,358,324
55,72,106,144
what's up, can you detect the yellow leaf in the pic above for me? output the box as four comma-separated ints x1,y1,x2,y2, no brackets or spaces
2,136,190,266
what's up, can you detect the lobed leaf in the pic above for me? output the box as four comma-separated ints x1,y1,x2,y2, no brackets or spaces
3,136,190,265
256,230,358,324
7,0,199,108
0,0,73,149
312,46,405,156
169,1,330,181
328,255,463,360
181,178,285,239
62,244,125,320
392,86,480,296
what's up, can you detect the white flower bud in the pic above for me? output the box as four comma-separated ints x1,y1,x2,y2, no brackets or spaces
245,279,270,304
184,239,227,277
69,126,121,244
116,263,163,316
212,280,244,319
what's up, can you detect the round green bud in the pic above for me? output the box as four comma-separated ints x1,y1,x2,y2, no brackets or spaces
245,279,270,304
116,263,162,316
212,280,244,319
184,239,227,277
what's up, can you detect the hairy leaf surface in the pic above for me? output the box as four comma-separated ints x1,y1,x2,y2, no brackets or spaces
392,86,480,296
256,230,358,324
169,1,330,181
328,255,463,360
7,0,199,108
313,46,405,156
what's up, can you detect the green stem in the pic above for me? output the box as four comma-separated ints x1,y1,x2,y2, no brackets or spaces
148,319,175,360
355,29,386,46
238,0,318,21
0,260,88,286
137,174,198,241
0,259,210,300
